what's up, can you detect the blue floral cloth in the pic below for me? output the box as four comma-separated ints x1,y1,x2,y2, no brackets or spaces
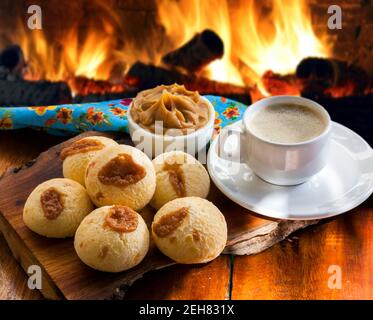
0,95,247,137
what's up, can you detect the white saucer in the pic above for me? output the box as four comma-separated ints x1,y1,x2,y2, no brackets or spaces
207,121,373,220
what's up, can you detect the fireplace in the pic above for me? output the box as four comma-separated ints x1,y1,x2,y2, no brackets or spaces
0,0,372,140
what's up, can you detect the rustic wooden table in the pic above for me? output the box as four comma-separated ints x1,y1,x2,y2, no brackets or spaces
0,130,372,300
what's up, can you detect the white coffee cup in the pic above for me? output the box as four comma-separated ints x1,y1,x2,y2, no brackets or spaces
221,96,331,186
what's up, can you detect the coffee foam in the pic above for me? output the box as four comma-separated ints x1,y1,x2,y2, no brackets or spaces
249,104,327,144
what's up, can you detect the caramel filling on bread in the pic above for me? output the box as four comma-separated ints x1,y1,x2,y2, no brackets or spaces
153,207,188,238
40,188,64,220
60,138,104,160
98,153,146,187
163,155,186,197
105,205,138,233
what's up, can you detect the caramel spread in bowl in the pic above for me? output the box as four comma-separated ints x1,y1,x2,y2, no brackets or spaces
60,138,104,160
40,188,64,220
98,153,146,187
105,205,138,233
153,207,188,238
130,84,210,135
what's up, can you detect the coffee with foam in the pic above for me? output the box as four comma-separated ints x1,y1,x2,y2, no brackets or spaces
249,104,327,144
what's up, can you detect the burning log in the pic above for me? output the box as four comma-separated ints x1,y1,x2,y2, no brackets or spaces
261,71,301,96
69,76,138,103
125,62,251,104
0,45,26,81
296,57,335,80
125,62,184,88
69,76,136,96
162,29,224,73
73,92,134,103
0,45,72,106
296,57,372,99
261,58,372,99
185,78,251,104
0,80,72,106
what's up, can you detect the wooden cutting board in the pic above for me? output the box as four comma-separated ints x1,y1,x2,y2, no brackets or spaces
0,131,317,299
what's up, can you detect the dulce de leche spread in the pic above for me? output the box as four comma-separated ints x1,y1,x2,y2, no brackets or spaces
152,207,188,238
40,188,64,220
60,138,104,160
98,153,146,187
130,84,210,135
105,205,138,233
163,154,186,197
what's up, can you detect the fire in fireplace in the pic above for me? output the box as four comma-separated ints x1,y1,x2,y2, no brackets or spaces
0,0,372,117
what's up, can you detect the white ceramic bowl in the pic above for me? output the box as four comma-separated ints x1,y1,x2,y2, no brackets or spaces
127,97,215,158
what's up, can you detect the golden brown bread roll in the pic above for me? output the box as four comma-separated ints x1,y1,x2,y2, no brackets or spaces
150,151,210,210
61,136,118,186
74,205,149,272
23,178,94,238
151,197,227,264
85,145,156,210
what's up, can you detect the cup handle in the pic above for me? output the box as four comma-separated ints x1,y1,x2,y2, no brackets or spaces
215,123,247,163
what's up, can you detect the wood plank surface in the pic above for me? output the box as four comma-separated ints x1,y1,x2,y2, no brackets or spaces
123,255,232,300
231,203,373,300
0,130,64,300
0,233,41,300
0,131,172,300
0,131,228,300
0,130,317,300
0,130,372,300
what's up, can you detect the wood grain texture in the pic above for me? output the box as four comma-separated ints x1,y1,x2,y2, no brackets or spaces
0,131,174,300
123,255,232,300
231,202,373,300
0,131,317,300
0,233,41,300
0,131,64,175
0,130,371,300
0,130,64,300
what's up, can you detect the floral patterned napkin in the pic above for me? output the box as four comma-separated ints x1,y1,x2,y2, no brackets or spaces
0,95,247,137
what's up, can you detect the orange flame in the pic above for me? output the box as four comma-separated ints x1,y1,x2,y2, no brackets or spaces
4,0,331,96
18,26,116,82
11,0,120,85
157,0,331,90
